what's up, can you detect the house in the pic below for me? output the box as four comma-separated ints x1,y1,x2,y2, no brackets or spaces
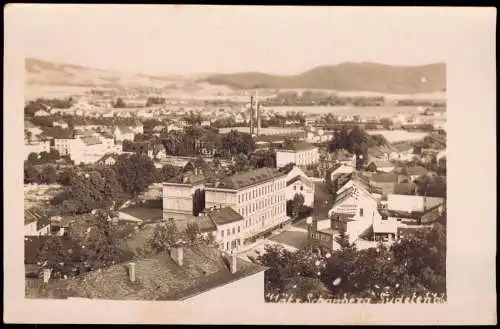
366,159,395,173
24,208,51,236
34,109,50,117
401,165,428,181
201,120,211,128
328,149,357,168
275,142,319,168
53,120,69,129
163,167,289,251
279,164,315,207
373,194,445,240
26,245,267,303
369,172,403,195
24,121,44,137
325,187,380,243
25,140,51,159
97,153,120,166
203,206,246,251
436,150,446,162
114,126,136,142
329,164,354,180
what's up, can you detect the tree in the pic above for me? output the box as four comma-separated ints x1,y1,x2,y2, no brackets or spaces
37,236,77,278
114,153,156,199
185,222,201,245
234,153,250,172
57,167,77,186
250,150,276,169
147,219,184,254
41,165,58,184
81,211,122,270
27,152,40,164
290,193,305,219
24,164,41,184
113,98,127,108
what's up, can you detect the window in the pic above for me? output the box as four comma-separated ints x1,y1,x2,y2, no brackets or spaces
300,186,303,191
227,229,230,236
293,186,296,191
360,208,364,217
221,230,224,237
238,226,240,233
232,227,235,234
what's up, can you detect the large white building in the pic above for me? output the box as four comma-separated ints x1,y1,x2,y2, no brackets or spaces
162,167,289,252
275,142,319,168
53,136,118,164
25,140,51,159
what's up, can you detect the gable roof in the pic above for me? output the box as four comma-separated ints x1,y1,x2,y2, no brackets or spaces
25,208,46,225
371,173,399,183
369,159,394,168
219,167,285,190
116,126,135,134
332,186,356,208
404,165,428,176
205,207,244,226
32,247,267,300
98,153,119,163
80,136,102,146
287,175,314,189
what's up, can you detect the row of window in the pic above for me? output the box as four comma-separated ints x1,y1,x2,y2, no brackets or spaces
311,232,331,241
237,180,286,203
239,193,285,217
221,225,241,238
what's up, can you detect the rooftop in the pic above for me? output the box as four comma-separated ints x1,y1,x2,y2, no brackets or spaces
218,167,285,190
205,206,244,226
24,208,46,225
80,136,102,146
32,246,267,300
279,141,317,152
371,173,399,183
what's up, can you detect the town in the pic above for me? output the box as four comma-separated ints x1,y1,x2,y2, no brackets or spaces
24,89,447,304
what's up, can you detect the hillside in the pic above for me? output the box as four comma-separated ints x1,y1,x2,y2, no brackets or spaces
25,58,237,100
202,62,446,94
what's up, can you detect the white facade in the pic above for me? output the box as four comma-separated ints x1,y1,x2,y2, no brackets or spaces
25,141,51,159
276,147,319,168
34,109,50,117
206,175,288,240
54,138,116,164
387,194,425,213
24,221,50,236
284,166,315,208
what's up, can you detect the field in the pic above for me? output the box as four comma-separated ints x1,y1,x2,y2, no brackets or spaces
366,129,429,142
268,105,427,117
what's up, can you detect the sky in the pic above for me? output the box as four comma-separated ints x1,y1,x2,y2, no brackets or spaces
12,5,487,76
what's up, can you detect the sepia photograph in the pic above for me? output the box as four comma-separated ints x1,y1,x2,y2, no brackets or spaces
4,4,497,325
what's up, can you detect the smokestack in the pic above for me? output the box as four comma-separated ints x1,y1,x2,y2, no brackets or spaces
43,268,52,283
230,253,237,274
128,262,136,282
249,95,254,135
170,247,184,266
255,91,261,136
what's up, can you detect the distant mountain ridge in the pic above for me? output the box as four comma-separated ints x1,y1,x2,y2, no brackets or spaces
202,62,446,94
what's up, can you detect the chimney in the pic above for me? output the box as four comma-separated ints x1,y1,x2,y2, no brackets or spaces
170,247,184,266
43,268,52,283
128,262,136,282
230,253,237,274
